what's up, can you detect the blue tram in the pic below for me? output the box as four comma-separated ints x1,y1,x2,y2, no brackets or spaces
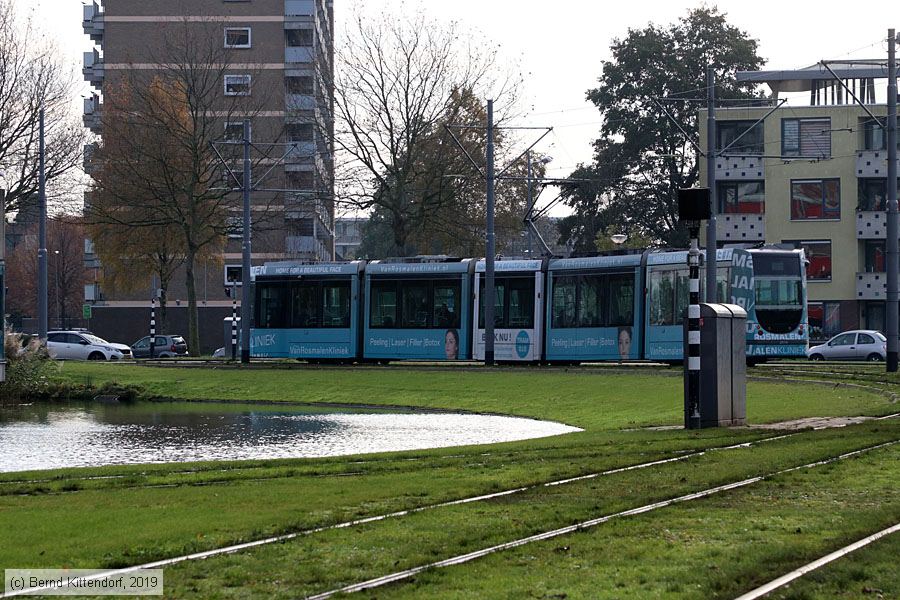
363,258,475,361
744,248,808,358
641,248,807,360
248,247,807,363
545,254,644,361
473,259,547,362
250,261,364,360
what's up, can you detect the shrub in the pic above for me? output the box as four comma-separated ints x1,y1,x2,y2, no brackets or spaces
1,329,54,402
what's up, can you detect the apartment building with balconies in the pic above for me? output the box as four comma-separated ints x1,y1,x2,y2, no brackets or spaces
700,62,896,342
81,0,335,350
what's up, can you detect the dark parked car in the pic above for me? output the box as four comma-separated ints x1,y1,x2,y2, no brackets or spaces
131,335,189,358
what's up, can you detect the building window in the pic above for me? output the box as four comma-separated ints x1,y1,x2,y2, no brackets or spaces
807,301,841,341
782,118,831,158
287,170,315,190
790,179,840,220
286,123,314,142
864,302,886,333
784,240,831,281
286,28,313,47
223,167,245,189
864,240,885,272
717,121,763,155
858,179,886,211
226,216,243,239
224,122,249,142
718,181,764,214
224,74,251,96
286,76,314,95
224,27,251,48
861,118,900,150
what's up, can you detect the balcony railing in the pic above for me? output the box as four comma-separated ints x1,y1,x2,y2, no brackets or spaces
714,154,764,181
857,271,887,300
857,210,887,239
83,49,103,88
82,2,104,42
716,213,764,243
285,47,315,64
856,149,899,178
286,235,330,260
285,0,315,16
83,143,98,174
83,95,101,133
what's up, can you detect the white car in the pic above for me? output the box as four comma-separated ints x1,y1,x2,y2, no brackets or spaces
806,330,887,362
47,331,132,360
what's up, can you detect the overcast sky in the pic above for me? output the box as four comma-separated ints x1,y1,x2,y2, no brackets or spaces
23,0,899,214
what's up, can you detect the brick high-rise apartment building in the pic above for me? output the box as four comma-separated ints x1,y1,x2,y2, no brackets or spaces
82,0,335,351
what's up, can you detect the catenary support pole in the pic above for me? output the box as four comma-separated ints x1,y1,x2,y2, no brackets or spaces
231,282,238,361
526,151,533,256
149,297,156,359
38,108,48,340
687,224,702,429
1,187,6,382
484,100,496,366
887,29,898,373
240,119,251,364
705,67,717,302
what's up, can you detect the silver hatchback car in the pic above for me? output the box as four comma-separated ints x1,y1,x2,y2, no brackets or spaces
806,330,887,361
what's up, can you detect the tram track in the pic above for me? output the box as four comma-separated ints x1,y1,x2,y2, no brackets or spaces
0,431,814,598
305,439,900,600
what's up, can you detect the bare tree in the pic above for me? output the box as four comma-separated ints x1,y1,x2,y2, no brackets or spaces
322,8,523,255
84,216,188,334
86,19,274,354
5,216,86,328
0,0,85,214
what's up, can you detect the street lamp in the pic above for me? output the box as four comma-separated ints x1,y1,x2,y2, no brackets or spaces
610,234,627,246
53,250,60,329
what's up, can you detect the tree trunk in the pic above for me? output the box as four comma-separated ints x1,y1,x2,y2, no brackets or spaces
392,214,408,256
158,286,168,335
184,246,200,356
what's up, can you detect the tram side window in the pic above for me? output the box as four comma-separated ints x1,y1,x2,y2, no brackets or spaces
578,276,602,327
370,282,397,327
433,284,461,328
717,267,730,303
256,283,289,328
401,282,430,328
507,278,535,328
478,278,507,328
607,274,634,326
649,270,675,326
552,276,577,328
291,283,319,328
322,282,350,328
674,269,690,323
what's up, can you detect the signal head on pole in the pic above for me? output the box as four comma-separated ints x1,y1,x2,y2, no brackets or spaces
677,188,711,224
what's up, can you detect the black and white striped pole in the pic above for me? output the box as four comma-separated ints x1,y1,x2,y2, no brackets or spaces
687,224,702,430
149,297,156,360
230,282,238,361
678,188,711,430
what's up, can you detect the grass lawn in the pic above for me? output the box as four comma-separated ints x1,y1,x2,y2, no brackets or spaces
1,362,897,598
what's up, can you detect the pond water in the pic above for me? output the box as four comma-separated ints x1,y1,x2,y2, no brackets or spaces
0,402,581,473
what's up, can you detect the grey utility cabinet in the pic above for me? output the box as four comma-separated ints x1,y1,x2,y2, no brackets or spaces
684,303,747,428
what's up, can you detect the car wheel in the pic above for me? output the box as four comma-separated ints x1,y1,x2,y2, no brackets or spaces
867,353,883,362
88,351,105,360
809,354,824,361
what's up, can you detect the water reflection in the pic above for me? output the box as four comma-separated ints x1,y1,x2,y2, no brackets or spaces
0,403,580,472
